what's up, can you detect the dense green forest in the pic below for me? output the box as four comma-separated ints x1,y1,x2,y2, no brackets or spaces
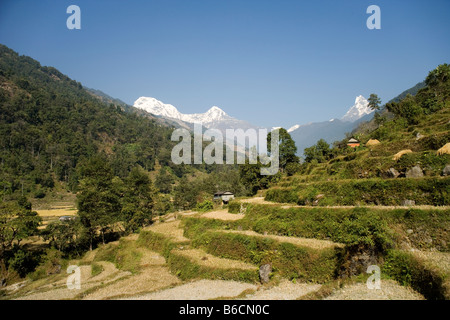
0,44,256,281
0,44,257,202
0,44,178,195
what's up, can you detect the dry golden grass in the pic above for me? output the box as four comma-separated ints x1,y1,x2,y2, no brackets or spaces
409,250,450,274
324,279,425,300
173,248,258,270
240,197,272,204
242,278,321,300
218,229,344,250
144,220,190,243
201,209,245,221
35,208,77,217
14,262,132,300
437,142,450,155
82,250,180,300
393,149,413,161
126,280,258,300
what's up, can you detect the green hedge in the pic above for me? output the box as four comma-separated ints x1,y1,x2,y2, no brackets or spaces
227,201,242,214
191,231,341,283
167,251,259,283
238,206,393,251
182,217,238,239
221,204,449,252
265,177,450,206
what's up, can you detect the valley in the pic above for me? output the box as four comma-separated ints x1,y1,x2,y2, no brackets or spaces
0,44,449,302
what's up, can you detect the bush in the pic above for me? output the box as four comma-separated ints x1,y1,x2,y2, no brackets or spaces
191,231,340,283
227,201,241,214
265,178,449,206
8,248,41,277
195,200,214,212
33,189,46,199
91,262,103,276
28,249,64,281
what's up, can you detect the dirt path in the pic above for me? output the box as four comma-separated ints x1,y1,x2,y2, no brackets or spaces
144,220,190,243
15,262,132,300
200,209,245,221
82,250,181,300
173,248,258,270
324,279,425,300
242,279,321,300
124,280,257,300
217,229,344,250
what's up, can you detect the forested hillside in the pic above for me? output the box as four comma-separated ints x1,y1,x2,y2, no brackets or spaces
0,44,179,196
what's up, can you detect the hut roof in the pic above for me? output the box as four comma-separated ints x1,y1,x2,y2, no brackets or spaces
393,149,413,161
366,139,380,146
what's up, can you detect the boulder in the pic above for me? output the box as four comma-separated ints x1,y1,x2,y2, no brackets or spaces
387,168,400,178
47,264,62,275
259,264,272,284
405,165,423,178
313,194,325,206
442,164,450,176
401,200,415,206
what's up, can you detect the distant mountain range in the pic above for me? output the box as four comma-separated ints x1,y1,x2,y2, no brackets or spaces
132,81,426,158
132,95,374,157
133,97,259,134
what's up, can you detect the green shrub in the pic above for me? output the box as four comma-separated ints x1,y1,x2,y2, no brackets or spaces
265,177,449,206
227,201,242,214
91,262,103,276
195,200,214,212
93,243,118,263
8,248,41,277
137,230,174,257
33,189,46,199
182,217,236,239
167,251,258,283
191,231,340,283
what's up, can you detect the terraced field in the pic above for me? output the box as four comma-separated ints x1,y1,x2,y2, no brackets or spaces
6,197,446,300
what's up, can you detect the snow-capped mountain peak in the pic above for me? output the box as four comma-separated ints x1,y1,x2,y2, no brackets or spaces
287,124,300,133
133,97,182,120
133,97,230,124
341,95,373,122
204,106,228,121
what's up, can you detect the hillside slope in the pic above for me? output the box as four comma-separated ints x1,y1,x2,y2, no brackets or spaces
0,44,181,197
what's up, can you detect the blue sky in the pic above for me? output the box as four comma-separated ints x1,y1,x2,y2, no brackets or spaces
1,0,449,128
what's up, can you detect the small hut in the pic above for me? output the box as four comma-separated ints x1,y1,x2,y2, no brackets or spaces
213,191,235,204
347,138,360,148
